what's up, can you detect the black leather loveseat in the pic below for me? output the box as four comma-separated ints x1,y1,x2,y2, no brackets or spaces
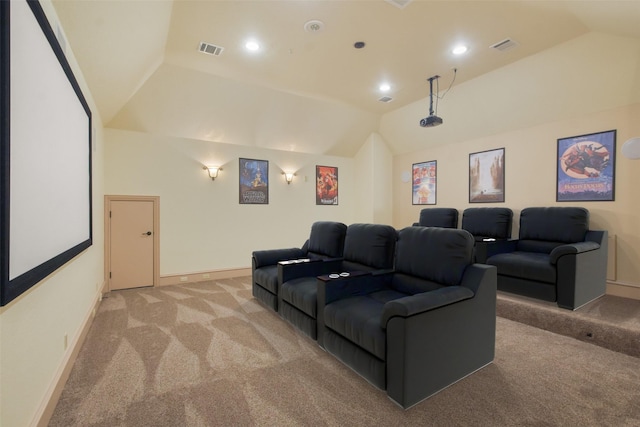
279,223,397,340
486,207,607,310
317,226,497,408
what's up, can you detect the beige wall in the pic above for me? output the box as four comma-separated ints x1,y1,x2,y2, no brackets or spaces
354,132,394,225
104,129,369,276
0,2,105,426
392,103,640,287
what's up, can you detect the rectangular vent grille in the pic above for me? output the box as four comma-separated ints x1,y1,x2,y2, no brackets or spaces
378,96,393,103
198,41,224,56
490,38,518,52
385,0,413,9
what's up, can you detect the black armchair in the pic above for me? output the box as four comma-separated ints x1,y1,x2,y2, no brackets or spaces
278,223,397,339
317,227,497,408
412,208,458,228
486,207,607,310
252,221,347,311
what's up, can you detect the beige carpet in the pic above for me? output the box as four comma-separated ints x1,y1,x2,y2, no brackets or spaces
49,277,640,426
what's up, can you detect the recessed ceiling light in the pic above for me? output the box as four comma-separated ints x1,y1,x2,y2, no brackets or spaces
452,45,468,55
245,40,260,51
379,83,391,92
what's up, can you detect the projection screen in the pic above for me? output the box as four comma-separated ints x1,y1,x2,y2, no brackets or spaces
0,0,93,306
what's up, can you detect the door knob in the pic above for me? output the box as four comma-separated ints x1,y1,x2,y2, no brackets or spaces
142,231,152,236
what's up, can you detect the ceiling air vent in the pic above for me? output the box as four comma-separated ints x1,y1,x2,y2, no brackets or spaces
198,41,224,56
385,0,413,9
490,38,519,52
378,96,393,103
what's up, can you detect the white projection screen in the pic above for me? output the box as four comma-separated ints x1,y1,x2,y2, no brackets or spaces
1,0,92,305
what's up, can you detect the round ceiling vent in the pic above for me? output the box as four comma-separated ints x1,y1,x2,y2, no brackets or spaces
304,20,325,33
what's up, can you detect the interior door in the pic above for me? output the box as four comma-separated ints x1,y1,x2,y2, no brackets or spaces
109,199,155,290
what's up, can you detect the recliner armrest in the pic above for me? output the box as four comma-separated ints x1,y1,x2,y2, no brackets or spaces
380,286,474,328
550,241,600,264
318,272,388,305
278,258,343,283
252,248,306,268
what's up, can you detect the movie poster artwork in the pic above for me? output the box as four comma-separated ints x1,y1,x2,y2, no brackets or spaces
412,160,437,205
239,158,269,204
557,130,616,202
316,165,338,205
469,148,505,203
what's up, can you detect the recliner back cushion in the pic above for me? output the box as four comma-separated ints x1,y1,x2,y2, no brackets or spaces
519,207,588,243
393,227,473,289
342,223,397,270
418,208,459,228
462,207,513,239
307,221,347,258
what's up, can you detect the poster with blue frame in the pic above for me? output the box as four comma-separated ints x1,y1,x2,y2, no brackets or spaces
556,130,616,202
239,158,269,204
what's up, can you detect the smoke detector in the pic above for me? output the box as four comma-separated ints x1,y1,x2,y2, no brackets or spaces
304,20,325,33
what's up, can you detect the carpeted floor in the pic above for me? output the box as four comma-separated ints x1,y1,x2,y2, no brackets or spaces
49,277,640,426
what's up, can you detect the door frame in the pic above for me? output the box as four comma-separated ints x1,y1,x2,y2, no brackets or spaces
104,195,160,292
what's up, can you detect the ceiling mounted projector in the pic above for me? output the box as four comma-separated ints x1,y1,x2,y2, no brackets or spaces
420,75,443,128
420,115,443,127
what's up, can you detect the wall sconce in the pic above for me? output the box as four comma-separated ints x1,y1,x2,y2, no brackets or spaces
203,166,222,181
282,172,296,184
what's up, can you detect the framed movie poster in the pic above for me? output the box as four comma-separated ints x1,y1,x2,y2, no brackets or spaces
316,165,338,205
469,148,505,203
239,158,269,204
412,160,437,205
557,130,616,202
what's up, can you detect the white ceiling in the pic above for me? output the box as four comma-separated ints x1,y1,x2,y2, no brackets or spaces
51,0,640,156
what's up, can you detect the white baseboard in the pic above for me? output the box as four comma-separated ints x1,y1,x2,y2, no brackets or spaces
158,267,251,286
607,280,640,301
33,285,103,427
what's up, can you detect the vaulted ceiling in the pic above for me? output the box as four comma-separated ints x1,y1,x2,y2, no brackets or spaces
52,0,640,156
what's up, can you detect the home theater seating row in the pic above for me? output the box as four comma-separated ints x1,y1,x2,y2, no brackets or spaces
414,206,608,310
252,222,497,408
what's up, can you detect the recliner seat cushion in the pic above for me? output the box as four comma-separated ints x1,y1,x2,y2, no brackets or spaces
280,277,317,317
517,239,565,254
324,288,407,360
488,252,556,284
253,266,279,293
519,207,588,243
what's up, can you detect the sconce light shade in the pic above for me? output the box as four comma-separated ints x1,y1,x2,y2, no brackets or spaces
283,172,296,184
622,137,640,159
203,166,222,180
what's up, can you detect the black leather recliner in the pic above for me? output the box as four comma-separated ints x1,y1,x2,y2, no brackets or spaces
461,207,513,241
486,207,607,310
412,208,458,228
251,221,347,311
278,223,397,340
462,207,514,263
317,226,497,408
